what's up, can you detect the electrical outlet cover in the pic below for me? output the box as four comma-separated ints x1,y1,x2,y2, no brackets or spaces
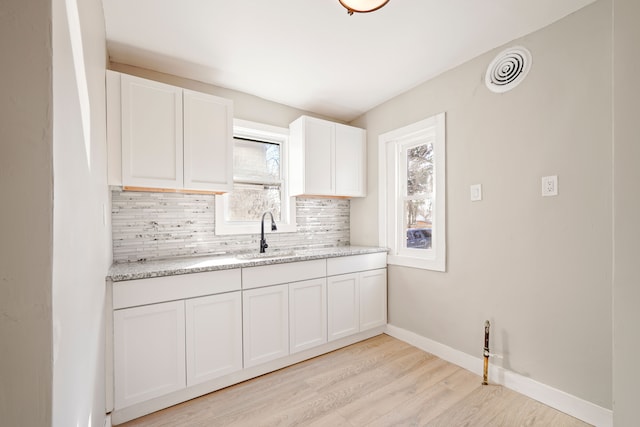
470,184,482,201
542,175,558,196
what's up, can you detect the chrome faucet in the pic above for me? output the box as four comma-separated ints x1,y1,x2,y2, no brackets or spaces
260,211,277,253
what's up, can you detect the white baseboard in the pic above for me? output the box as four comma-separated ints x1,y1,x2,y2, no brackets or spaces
385,324,612,427
104,414,111,427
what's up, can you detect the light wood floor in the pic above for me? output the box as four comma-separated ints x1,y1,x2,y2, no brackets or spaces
118,334,591,427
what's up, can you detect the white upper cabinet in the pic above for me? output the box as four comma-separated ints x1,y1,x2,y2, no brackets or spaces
335,123,366,197
292,117,334,195
121,74,184,189
183,89,233,191
108,71,233,193
289,115,366,197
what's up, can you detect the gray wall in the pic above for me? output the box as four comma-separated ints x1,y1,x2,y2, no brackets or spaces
351,0,613,409
0,0,54,425
612,0,640,423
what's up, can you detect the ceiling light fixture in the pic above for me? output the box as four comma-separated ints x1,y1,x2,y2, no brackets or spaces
339,0,389,15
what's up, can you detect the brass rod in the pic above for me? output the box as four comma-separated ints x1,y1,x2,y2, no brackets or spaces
482,320,490,385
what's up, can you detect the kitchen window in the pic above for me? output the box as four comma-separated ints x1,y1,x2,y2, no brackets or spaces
215,119,296,235
378,113,446,271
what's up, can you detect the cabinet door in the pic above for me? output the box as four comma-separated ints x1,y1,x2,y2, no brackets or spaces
121,74,183,189
303,117,334,195
243,284,289,368
359,268,387,331
290,116,366,197
289,278,327,354
114,301,186,409
327,273,360,341
185,292,242,386
183,90,233,192
335,123,366,197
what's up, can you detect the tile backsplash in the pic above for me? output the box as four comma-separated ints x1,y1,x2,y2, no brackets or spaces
111,189,350,263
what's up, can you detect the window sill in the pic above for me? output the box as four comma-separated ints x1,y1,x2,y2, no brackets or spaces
387,254,445,272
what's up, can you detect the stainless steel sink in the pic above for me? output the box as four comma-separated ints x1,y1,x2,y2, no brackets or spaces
236,250,297,260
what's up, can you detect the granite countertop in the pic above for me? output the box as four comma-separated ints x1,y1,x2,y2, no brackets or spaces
107,246,388,282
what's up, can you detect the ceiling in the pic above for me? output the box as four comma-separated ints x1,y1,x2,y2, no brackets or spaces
102,0,596,122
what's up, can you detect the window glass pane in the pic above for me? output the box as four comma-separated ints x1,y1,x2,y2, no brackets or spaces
233,138,280,181
406,143,433,196
404,199,432,249
227,183,282,222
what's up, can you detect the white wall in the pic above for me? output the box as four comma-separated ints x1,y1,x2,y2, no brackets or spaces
0,1,54,425
352,0,613,410
52,0,111,426
612,0,640,424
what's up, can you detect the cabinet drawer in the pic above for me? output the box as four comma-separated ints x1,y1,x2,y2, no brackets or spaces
113,269,241,309
327,253,387,276
242,259,326,290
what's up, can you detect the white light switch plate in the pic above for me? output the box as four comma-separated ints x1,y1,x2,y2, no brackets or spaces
542,175,558,196
470,184,482,201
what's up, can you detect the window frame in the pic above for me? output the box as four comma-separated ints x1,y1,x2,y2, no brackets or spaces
378,113,446,271
214,119,296,235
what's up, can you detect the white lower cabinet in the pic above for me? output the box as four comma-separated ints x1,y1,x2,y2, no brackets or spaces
359,269,388,330
289,278,327,353
327,253,387,342
327,273,360,341
110,253,387,424
243,284,289,368
185,292,242,386
114,301,186,409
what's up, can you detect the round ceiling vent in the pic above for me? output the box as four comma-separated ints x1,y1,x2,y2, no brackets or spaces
485,46,532,93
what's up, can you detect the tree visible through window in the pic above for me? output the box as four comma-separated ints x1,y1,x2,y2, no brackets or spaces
404,142,434,249
227,138,282,222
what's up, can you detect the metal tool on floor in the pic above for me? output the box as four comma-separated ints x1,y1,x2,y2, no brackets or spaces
483,320,491,385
